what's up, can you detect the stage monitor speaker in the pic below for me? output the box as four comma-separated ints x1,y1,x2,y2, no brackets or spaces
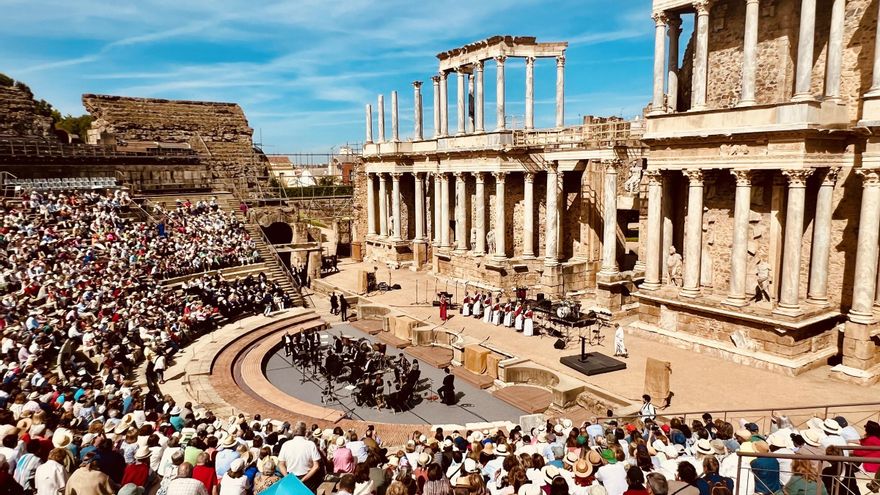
553,338,566,350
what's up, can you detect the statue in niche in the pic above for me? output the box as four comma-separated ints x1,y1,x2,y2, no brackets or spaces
623,160,644,193
486,229,496,255
470,227,477,250
388,215,395,237
667,246,683,287
753,259,772,305
700,209,715,288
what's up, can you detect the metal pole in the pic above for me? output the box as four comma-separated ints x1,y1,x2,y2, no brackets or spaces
735,455,742,495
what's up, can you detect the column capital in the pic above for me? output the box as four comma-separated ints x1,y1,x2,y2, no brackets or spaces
494,55,507,66
454,66,468,75
547,161,559,173
693,0,713,15
857,168,880,186
601,158,623,172
782,168,813,187
525,56,536,67
431,75,440,84
683,169,704,185
474,60,484,71
493,171,507,183
525,172,536,183
821,167,841,186
475,172,486,183
413,80,422,89
731,169,752,186
439,71,448,80
556,55,566,68
378,172,388,181
645,169,663,186
652,11,669,26
453,171,467,179
390,172,403,180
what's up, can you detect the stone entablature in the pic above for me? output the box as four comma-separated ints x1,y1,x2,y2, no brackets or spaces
435,36,567,72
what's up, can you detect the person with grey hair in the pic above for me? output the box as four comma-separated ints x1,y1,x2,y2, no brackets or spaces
278,421,322,491
646,473,668,495
166,462,208,495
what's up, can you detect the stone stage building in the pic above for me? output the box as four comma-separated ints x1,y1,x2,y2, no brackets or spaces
636,0,880,382
357,36,647,307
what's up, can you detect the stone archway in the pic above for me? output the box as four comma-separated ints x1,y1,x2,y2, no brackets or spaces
262,222,293,245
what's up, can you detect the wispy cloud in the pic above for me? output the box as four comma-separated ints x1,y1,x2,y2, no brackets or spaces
15,55,100,75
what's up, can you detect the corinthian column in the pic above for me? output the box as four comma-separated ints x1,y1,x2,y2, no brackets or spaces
555,55,565,127
792,0,817,101
650,11,668,115
391,91,399,142
456,69,466,135
643,170,664,290
739,0,760,106
724,169,752,306
600,160,620,275
775,169,813,315
868,1,880,96
413,81,423,141
475,61,485,132
439,72,449,136
414,172,425,242
545,164,559,266
454,172,467,253
390,172,402,241
807,168,839,305
377,94,386,143
825,0,845,102
849,169,880,323
440,173,450,248
493,172,507,260
525,57,535,130
475,173,486,255
523,172,536,259
432,76,441,138
366,173,376,236
378,173,388,238
667,15,682,112
495,56,507,131
680,169,704,298
691,0,711,111
365,104,373,143
433,173,442,245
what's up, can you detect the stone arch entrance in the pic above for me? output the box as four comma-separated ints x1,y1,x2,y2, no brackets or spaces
262,222,293,245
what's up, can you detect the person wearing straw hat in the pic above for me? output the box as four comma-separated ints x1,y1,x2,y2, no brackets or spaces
66,451,116,495
819,418,847,452
121,445,153,488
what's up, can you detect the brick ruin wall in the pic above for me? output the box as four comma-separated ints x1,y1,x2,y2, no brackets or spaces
678,0,875,121
0,83,56,139
82,94,260,181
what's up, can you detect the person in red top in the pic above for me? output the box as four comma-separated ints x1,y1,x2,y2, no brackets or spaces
121,446,152,487
854,420,880,474
192,452,219,494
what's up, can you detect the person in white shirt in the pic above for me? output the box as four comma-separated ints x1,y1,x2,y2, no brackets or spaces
278,422,321,490
34,448,68,495
595,448,628,495
639,395,656,421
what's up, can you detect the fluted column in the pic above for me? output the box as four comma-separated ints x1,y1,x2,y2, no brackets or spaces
825,0,845,102
792,0,817,101
366,173,376,236
439,72,449,136
391,91,399,142
475,61,485,132
390,173,402,241
525,57,535,130
440,173,450,248
739,0,760,106
807,168,839,305
724,169,752,306
868,1,880,95
378,173,388,238
413,82,423,141
365,104,373,143
643,170,664,290
467,70,475,134
667,15,682,112
680,169,704,298
495,56,507,131
600,160,620,275
493,172,507,260
691,0,711,111
377,95,386,143
545,164,559,266
454,172,467,253
456,69,466,135
433,173,442,245
475,173,486,255
650,11,668,115
775,169,813,315
555,55,565,128
414,172,425,242
432,76,441,138
523,172,536,259
848,170,880,323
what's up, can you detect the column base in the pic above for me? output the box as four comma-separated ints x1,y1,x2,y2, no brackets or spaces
599,265,619,276
491,255,508,263
691,104,708,112
544,258,559,267
722,296,748,307
736,99,756,107
791,93,816,102
640,281,661,291
824,96,842,104
848,310,877,325
521,253,536,260
679,287,701,298
454,248,468,255
390,236,402,242
773,304,804,317
807,296,830,307
647,108,666,116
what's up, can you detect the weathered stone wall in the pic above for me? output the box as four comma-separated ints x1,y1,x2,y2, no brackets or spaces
351,162,368,243
0,83,55,139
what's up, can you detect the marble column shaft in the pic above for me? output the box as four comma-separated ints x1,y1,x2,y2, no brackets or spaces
456,70,466,135
433,173,442,245
413,82,423,141
643,171,664,289
494,172,507,259
545,165,559,265
651,12,668,114
825,0,845,101
475,62,485,132
414,172,425,242
475,173,486,255
680,169,704,297
776,169,813,313
523,173,535,259
555,56,565,128
725,169,752,305
496,56,506,131
661,176,674,280
365,104,373,143
601,161,619,274
454,172,467,252
391,91,399,142
440,173,450,248
366,173,376,235
377,94,386,143
793,0,817,100
440,72,449,136
378,174,388,237
849,169,880,322
525,57,535,130
807,168,838,304
691,0,711,110
740,0,759,106
432,76,441,138
667,16,682,112
391,173,402,241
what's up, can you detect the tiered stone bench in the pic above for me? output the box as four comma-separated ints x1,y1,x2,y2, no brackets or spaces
493,385,553,414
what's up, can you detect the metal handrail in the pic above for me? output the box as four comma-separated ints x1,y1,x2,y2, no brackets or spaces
611,401,880,422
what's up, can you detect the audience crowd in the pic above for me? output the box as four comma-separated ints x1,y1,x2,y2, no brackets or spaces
0,188,877,495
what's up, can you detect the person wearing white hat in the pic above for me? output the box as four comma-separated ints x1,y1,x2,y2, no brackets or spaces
221,457,250,495
819,418,848,453
767,431,795,485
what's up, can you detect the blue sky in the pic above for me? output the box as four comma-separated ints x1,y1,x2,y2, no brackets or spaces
0,0,678,153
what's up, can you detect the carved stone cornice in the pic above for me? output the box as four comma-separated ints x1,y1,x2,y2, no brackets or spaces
731,169,752,186
856,168,880,186
683,169,704,185
645,169,663,186
782,168,813,187
821,167,841,186
474,60,484,72
652,11,669,26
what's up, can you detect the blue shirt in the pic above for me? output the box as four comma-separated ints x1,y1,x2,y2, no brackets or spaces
215,449,240,478
751,457,781,494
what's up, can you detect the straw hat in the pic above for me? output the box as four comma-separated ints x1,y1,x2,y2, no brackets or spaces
802,429,823,448
463,458,480,474
573,459,593,478
564,451,579,465
695,439,714,456
418,452,431,467
52,428,73,448
496,444,509,456
821,419,841,435
587,449,604,466
220,434,237,449
542,465,561,485
135,445,151,461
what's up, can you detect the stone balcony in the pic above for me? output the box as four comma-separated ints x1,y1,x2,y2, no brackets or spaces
643,99,849,141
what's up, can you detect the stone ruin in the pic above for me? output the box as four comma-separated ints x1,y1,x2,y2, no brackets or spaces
0,78,56,139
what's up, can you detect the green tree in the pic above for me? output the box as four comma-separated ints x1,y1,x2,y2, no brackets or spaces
55,114,93,139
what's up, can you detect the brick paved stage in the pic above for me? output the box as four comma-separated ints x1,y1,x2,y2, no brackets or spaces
263,323,527,424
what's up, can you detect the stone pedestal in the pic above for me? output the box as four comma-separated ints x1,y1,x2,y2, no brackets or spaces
411,241,428,272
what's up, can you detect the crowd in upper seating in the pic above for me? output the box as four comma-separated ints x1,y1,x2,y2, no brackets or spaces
0,188,878,495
